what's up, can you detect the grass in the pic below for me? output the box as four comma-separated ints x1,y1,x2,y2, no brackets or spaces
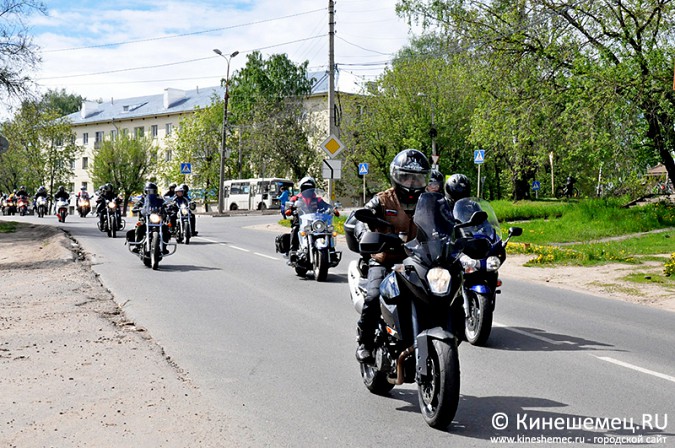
277,214,346,234
0,221,17,233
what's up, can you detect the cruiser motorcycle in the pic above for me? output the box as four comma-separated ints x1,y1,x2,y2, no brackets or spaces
35,196,48,218
169,201,196,244
346,192,490,429
97,198,124,238
281,188,341,281
127,205,175,270
454,198,522,346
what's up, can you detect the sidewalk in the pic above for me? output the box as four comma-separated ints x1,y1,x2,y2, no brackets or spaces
0,223,234,447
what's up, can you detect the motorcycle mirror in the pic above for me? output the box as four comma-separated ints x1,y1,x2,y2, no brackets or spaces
354,208,394,229
454,210,488,230
509,227,523,237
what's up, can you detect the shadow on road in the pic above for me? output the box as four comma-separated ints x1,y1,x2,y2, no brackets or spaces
486,326,617,352
157,264,222,272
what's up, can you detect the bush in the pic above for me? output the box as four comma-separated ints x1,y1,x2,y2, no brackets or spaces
665,253,675,277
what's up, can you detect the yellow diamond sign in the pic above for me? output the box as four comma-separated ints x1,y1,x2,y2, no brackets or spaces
320,134,345,157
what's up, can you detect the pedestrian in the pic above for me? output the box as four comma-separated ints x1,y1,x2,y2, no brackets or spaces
278,186,290,219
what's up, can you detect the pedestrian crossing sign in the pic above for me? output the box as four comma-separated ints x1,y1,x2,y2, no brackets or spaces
358,163,369,175
180,162,192,174
474,150,485,164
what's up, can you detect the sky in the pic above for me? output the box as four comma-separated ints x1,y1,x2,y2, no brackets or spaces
19,0,416,108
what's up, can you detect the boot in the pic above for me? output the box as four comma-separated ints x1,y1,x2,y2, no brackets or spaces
355,324,375,363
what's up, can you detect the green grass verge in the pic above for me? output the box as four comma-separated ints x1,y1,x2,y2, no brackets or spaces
0,221,17,233
277,215,346,234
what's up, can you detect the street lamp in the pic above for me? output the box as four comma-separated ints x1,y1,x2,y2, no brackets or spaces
213,48,239,214
417,92,437,169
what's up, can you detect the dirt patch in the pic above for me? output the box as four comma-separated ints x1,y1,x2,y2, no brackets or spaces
0,223,231,446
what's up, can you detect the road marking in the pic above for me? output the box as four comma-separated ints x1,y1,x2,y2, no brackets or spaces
593,356,675,384
492,322,574,345
255,252,279,260
230,245,250,252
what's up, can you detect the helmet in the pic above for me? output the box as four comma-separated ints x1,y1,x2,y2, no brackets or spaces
428,169,444,192
389,149,430,208
299,176,316,192
445,173,471,201
103,183,112,193
181,184,189,193
19,186,26,191
169,183,177,189
80,186,86,191
175,185,185,194
37,186,46,193
144,182,158,195
57,186,65,192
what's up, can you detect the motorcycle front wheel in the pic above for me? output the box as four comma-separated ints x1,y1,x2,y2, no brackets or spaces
418,338,460,429
150,234,160,270
110,216,117,238
313,248,329,282
465,293,493,346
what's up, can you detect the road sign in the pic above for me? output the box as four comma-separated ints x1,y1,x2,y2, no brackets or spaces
322,159,342,179
358,163,369,175
431,154,440,165
180,162,192,174
320,134,346,158
532,180,541,191
474,150,485,164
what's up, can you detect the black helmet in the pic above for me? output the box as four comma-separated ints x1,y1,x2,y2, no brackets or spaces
181,184,189,192
103,183,112,193
169,183,177,189
428,169,444,192
445,173,471,201
389,149,430,208
58,185,65,192
299,176,316,192
144,182,158,195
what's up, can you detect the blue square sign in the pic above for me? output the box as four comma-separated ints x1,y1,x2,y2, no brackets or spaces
474,150,485,164
358,163,369,175
180,162,192,174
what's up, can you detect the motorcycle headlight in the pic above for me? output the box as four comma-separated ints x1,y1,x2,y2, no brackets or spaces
486,256,501,271
312,220,326,232
427,267,451,295
180,206,188,216
108,202,116,209
326,224,335,232
149,213,162,224
304,225,312,233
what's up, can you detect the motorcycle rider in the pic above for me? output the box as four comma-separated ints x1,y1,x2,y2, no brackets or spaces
355,149,431,363
16,185,28,199
444,173,471,207
167,185,198,237
129,182,172,254
285,176,336,262
33,186,48,211
54,185,69,202
163,183,177,200
76,186,90,213
427,169,444,193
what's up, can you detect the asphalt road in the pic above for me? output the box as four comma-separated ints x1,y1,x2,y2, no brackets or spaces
2,212,674,447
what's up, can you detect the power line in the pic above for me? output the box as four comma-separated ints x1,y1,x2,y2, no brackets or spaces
337,36,394,56
43,8,327,53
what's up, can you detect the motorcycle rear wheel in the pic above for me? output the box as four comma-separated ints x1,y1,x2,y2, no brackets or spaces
465,293,493,346
418,338,460,429
360,360,395,395
314,248,329,282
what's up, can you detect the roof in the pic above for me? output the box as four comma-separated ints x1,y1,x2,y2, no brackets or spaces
646,164,668,176
66,70,365,125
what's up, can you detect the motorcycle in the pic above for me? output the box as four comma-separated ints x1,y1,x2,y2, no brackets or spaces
127,205,176,270
346,192,490,429
97,198,125,238
3,197,16,215
55,199,69,222
35,196,48,218
77,197,91,217
453,198,522,346
170,201,195,244
17,195,29,216
282,188,341,281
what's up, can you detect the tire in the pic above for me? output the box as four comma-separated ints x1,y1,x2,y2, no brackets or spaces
555,187,564,199
150,233,160,270
417,339,460,429
314,248,329,282
464,293,494,346
295,266,308,277
259,203,267,211
360,361,395,395
111,216,117,238
230,203,238,211
19,207,25,216
143,256,152,267
571,187,579,198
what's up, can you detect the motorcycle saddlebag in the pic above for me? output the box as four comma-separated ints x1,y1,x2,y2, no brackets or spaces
275,233,290,254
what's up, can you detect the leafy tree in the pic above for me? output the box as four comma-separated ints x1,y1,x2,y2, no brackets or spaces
397,0,675,195
0,0,46,101
39,88,85,116
89,133,158,214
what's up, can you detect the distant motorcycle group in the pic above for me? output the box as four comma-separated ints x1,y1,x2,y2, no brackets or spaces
276,150,523,430
1,185,75,221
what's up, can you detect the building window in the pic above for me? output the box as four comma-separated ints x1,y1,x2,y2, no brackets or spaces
82,157,89,170
134,126,144,138
95,131,104,142
83,132,89,145
68,183,75,193
110,129,118,140
122,128,129,136
70,160,75,170
82,182,88,191
165,123,173,136
151,125,158,138
165,149,172,162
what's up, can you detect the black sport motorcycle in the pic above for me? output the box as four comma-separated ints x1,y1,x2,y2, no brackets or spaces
454,198,522,346
346,192,490,429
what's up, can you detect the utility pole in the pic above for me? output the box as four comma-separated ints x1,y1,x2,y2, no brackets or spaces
328,0,336,203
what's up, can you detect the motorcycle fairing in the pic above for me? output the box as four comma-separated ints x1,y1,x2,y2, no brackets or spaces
415,327,456,378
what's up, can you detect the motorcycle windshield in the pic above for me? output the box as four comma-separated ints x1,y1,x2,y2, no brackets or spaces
453,198,500,243
296,188,334,229
409,192,456,264
142,194,164,215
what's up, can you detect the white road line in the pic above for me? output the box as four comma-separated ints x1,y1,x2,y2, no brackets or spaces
255,252,279,260
229,245,250,252
194,236,219,244
492,322,574,345
593,356,675,384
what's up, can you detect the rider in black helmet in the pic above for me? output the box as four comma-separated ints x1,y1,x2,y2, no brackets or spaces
355,149,430,363
427,169,444,193
444,173,471,206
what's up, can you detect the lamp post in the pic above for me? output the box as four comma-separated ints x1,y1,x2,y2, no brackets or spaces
213,48,239,214
417,92,437,169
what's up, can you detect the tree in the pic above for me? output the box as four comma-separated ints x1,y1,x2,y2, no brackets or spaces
228,51,318,180
89,133,158,214
397,0,675,195
39,88,85,116
0,0,46,102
